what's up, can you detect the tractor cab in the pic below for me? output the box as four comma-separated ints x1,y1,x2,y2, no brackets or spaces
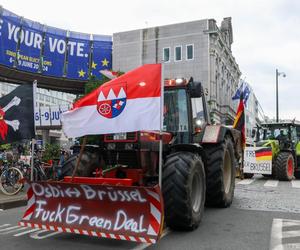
163,78,209,144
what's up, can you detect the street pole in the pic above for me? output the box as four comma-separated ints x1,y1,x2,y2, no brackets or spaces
276,69,278,123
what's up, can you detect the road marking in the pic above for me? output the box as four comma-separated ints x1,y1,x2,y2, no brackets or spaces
264,180,279,187
0,224,10,228
270,218,300,250
291,180,300,188
270,218,283,250
237,179,255,185
30,229,62,239
130,228,170,250
14,228,40,237
282,230,300,238
0,225,20,232
0,226,28,235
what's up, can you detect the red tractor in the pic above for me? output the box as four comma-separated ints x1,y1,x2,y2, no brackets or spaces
20,78,242,243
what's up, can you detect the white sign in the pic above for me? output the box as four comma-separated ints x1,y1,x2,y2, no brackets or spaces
35,105,71,127
243,147,272,174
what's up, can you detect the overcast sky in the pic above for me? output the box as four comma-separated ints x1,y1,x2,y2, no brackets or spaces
1,0,300,121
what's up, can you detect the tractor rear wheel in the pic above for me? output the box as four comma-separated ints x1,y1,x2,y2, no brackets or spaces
274,152,294,181
204,137,236,207
162,152,206,230
60,151,100,179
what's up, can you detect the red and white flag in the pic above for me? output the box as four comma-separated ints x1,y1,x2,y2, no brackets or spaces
62,64,162,138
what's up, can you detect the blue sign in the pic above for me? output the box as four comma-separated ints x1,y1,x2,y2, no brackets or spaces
43,27,67,77
0,7,112,82
17,18,44,73
0,9,21,67
91,37,113,79
66,32,90,80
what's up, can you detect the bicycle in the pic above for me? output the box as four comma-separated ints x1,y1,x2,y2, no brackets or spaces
0,161,24,196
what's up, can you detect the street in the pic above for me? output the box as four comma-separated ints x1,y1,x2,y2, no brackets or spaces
0,176,300,250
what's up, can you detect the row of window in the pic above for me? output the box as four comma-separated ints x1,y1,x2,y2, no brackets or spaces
163,44,194,62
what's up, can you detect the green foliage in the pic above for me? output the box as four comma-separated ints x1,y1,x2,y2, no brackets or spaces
0,144,11,151
42,143,60,162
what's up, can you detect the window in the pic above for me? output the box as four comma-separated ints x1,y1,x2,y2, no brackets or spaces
174,46,182,61
186,44,194,60
163,47,170,62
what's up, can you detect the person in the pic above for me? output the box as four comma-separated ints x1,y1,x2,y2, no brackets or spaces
276,129,287,140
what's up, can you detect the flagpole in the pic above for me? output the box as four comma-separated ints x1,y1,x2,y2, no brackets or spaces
31,80,37,182
158,63,164,188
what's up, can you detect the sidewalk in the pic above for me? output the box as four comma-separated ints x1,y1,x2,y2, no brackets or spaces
0,190,27,210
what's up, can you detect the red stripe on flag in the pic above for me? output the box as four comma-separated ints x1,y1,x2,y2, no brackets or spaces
256,152,272,157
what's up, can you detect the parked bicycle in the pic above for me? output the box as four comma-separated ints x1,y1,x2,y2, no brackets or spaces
0,153,23,196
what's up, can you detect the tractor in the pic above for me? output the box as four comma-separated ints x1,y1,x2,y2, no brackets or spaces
20,78,242,243
245,121,300,180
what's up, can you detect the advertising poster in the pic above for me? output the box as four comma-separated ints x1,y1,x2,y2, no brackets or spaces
0,9,21,67
91,36,112,79
66,32,90,80
42,27,67,78
16,18,44,73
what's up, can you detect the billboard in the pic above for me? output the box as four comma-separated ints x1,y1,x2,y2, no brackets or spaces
0,8,112,81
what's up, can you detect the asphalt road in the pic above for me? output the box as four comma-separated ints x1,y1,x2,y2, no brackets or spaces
1,176,300,250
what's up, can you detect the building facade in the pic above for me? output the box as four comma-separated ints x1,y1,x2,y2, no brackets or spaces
113,17,241,124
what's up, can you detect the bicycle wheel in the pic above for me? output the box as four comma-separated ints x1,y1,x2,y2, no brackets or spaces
0,167,24,195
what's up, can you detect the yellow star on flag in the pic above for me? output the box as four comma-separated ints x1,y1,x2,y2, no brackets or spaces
78,69,86,77
102,58,109,67
91,61,97,69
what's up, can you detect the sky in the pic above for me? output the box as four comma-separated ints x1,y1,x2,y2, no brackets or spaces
1,0,300,121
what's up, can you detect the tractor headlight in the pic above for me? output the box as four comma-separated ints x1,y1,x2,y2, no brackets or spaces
107,143,116,150
125,143,134,150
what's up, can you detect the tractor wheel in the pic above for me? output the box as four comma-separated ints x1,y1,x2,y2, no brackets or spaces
274,152,294,181
204,137,236,207
162,152,206,230
60,151,100,179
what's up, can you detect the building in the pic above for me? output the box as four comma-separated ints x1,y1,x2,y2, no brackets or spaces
113,17,241,124
0,82,75,146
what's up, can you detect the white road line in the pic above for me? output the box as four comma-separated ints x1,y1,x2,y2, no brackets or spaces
281,219,300,227
130,228,170,250
291,180,300,188
14,228,40,237
0,224,10,228
30,229,62,239
270,218,283,250
0,226,28,235
0,209,3,211
264,180,279,187
237,179,255,185
0,225,20,232
282,230,300,238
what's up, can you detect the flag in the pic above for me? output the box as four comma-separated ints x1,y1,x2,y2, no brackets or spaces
0,84,35,143
233,93,245,148
243,85,251,106
232,82,243,100
62,64,162,138
100,70,119,80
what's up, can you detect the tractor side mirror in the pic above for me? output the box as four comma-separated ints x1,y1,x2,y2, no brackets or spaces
189,81,203,98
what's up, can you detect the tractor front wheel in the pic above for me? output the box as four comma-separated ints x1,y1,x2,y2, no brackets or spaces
274,152,294,181
204,137,236,207
60,151,100,179
162,152,206,230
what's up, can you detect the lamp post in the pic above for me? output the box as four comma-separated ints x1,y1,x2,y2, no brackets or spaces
276,69,286,122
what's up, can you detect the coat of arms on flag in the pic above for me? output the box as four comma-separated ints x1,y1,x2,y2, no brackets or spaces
97,84,127,119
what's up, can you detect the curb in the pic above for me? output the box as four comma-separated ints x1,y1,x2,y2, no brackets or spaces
0,197,27,210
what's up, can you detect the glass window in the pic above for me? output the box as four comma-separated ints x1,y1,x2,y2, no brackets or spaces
191,97,204,131
163,47,170,62
175,46,182,61
186,44,194,60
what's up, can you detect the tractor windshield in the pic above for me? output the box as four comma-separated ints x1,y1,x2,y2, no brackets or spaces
163,89,189,133
262,126,289,140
